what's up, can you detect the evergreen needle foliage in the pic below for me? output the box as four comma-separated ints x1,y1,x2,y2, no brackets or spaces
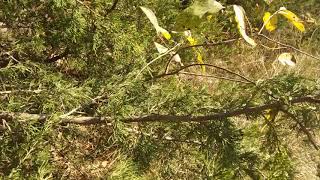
0,0,320,179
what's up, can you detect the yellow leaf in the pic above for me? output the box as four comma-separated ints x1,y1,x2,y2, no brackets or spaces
261,108,278,132
184,30,205,72
157,27,172,40
278,7,305,32
264,109,279,122
263,12,278,32
291,21,305,32
187,36,197,45
196,52,205,73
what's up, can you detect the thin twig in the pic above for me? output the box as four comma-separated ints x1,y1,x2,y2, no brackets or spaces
136,43,181,79
59,94,107,118
281,109,319,150
258,10,281,34
165,38,240,73
259,43,288,50
178,71,251,84
75,0,95,13
45,48,69,63
124,95,320,123
258,33,320,61
155,63,256,85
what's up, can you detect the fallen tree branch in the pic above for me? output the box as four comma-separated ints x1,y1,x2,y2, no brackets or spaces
0,95,319,125
124,95,320,123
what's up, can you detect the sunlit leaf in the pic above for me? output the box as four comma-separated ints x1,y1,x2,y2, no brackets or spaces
265,109,278,121
140,6,159,29
188,0,224,18
278,7,305,32
261,108,278,132
263,12,278,32
277,52,296,66
184,30,197,45
140,6,172,40
172,53,183,66
154,42,168,54
157,26,172,40
233,5,257,47
196,52,205,72
184,30,205,72
175,0,224,30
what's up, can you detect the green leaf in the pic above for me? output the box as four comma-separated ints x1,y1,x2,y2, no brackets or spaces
187,0,224,18
175,0,224,30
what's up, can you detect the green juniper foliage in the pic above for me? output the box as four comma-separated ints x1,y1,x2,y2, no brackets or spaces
1,0,320,179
